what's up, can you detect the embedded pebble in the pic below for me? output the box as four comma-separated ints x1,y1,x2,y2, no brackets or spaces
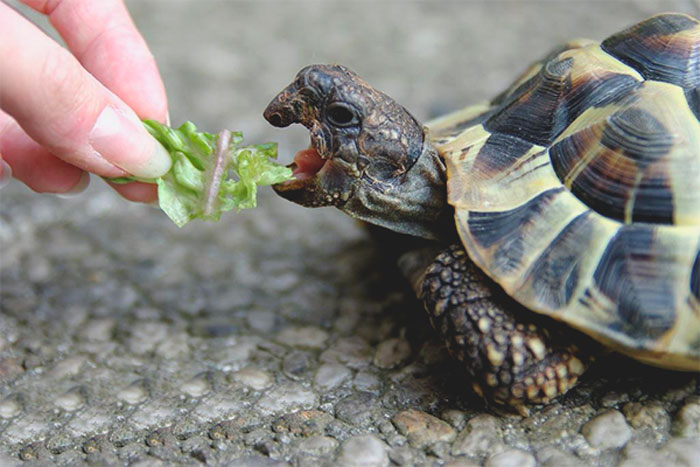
54,448,85,465
65,406,111,437
127,322,169,354
233,367,273,391
418,340,448,365
193,391,246,422
0,395,22,419
600,390,630,408
283,351,313,380
442,409,467,430
46,431,73,455
336,435,389,467
485,449,536,467
335,392,379,426
536,446,586,467
623,401,670,430
314,363,352,390
661,438,700,467
156,332,190,359
320,336,373,369
26,255,53,282
392,409,456,448
273,410,334,436
353,370,383,394
50,356,86,378
452,414,504,457
619,443,671,467
118,380,150,405
181,374,212,397
442,461,480,467
226,456,288,467
256,383,317,416
173,418,201,440
0,357,24,382
582,409,632,450
190,318,239,338
276,326,329,349
374,337,411,369
130,400,178,430
388,446,416,465
3,413,50,444
263,271,299,293
673,396,700,437
334,308,360,334
247,310,277,333
80,318,116,342
0,452,21,467
55,389,85,411
297,435,338,457
211,338,259,366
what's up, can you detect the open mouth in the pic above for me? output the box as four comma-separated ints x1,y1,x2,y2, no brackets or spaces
290,146,326,181
274,137,328,191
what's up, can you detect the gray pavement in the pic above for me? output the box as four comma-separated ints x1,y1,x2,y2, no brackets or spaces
1,1,699,465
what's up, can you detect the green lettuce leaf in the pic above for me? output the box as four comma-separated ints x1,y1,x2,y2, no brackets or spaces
108,120,292,227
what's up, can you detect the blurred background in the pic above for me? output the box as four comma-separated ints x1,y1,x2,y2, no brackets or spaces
133,0,700,163
2,1,699,465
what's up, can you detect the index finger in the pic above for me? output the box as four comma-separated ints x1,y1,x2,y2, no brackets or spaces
20,0,168,122
0,3,171,179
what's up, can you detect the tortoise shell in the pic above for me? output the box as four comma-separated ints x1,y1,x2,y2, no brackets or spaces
428,13,700,370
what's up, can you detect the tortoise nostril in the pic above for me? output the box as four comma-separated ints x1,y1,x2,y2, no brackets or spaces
268,113,284,127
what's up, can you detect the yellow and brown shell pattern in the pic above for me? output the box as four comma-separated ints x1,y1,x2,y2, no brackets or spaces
429,13,700,371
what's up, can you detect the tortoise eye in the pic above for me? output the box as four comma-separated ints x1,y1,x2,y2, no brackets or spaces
327,103,358,127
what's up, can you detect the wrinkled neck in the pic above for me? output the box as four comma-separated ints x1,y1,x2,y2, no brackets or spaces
341,135,453,240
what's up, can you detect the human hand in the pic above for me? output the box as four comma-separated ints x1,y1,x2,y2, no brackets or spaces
0,0,171,202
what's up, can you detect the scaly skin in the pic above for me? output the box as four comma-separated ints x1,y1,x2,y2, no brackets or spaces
421,245,591,414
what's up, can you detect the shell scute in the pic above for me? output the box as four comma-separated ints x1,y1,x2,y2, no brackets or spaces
483,48,644,148
549,81,700,226
601,13,700,89
686,87,700,121
632,169,675,224
525,211,594,309
472,132,535,177
461,186,589,290
592,224,677,340
691,251,700,305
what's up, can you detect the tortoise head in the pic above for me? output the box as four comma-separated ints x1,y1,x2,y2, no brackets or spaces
264,64,449,239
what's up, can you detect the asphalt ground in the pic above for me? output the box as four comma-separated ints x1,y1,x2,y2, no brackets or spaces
1,1,699,465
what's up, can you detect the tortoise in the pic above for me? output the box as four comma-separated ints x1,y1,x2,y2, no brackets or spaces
263,13,700,412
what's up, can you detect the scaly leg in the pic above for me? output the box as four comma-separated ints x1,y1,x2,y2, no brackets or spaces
418,244,591,414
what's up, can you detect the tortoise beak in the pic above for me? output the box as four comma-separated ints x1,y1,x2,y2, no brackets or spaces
264,83,301,128
265,85,327,206
271,174,320,205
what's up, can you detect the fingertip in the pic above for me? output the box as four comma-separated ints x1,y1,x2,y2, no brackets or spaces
107,180,158,203
45,0,169,122
0,124,89,193
0,157,13,189
55,171,90,198
89,105,172,179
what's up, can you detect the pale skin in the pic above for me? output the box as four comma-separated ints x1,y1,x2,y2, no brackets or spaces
0,0,172,202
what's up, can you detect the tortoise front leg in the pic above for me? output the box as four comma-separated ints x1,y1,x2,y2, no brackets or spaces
418,244,590,414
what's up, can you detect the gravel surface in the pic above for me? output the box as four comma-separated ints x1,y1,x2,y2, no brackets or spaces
2,1,700,465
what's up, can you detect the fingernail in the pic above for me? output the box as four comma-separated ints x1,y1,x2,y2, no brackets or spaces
89,106,172,179
56,171,90,198
0,159,13,189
